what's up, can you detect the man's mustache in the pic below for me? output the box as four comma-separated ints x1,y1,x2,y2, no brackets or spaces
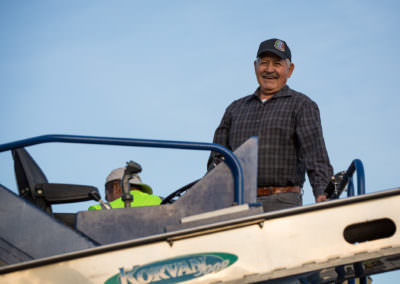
261,72,279,79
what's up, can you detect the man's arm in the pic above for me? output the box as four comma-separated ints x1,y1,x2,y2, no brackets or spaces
207,107,232,171
296,100,333,202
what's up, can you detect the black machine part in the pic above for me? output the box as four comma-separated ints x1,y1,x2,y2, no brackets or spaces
121,160,142,208
325,170,348,199
161,179,200,204
325,159,363,200
34,183,99,204
12,147,100,214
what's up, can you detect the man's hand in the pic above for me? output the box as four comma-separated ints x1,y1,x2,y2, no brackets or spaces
316,194,328,203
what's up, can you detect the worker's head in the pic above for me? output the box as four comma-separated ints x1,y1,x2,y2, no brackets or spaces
104,167,153,202
254,38,294,96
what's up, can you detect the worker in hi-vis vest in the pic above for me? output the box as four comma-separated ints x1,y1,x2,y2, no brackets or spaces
88,167,161,210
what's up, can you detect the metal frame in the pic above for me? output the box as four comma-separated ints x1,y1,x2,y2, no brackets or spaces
0,134,244,204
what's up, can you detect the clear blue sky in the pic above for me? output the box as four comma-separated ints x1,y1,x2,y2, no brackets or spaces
1,1,399,282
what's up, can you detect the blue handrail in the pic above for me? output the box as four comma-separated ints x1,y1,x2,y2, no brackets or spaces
0,134,244,204
346,159,366,197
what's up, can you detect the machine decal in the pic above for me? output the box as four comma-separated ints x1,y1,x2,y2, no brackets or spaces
105,252,238,284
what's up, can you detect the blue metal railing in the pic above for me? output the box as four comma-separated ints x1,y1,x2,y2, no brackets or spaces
0,134,244,204
346,159,366,197
346,159,366,284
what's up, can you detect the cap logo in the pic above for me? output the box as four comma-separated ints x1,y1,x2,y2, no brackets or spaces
274,40,285,52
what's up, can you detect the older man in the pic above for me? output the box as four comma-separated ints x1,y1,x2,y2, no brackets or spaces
208,38,333,212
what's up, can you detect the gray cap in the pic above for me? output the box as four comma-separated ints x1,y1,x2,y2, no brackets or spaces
105,167,153,194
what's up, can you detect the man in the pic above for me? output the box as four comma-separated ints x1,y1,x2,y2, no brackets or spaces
208,38,333,212
89,167,161,210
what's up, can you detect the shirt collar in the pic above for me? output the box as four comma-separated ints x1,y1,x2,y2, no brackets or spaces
247,85,291,102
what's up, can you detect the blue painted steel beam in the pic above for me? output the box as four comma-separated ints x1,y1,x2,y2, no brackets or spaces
0,134,244,204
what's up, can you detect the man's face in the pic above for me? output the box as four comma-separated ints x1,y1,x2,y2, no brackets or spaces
254,53,294,96
105,180,122,202
105,181,141,202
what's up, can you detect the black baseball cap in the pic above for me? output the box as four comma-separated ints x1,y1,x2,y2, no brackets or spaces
257,38,291,61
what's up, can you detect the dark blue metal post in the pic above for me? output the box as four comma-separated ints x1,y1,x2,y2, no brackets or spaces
348,177,355,197
0,134,244,204
353,159,365,196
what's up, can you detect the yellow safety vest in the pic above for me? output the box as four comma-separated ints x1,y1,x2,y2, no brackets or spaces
88,190,161,210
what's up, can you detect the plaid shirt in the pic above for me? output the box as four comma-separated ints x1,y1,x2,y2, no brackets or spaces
208,85,333,197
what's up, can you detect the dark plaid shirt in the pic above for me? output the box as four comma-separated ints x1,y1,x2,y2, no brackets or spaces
208,85,333,197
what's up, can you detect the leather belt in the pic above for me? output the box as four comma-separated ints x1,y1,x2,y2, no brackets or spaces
257,186,301,197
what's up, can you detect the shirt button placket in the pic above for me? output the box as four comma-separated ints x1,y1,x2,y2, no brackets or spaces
255,101,264,135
